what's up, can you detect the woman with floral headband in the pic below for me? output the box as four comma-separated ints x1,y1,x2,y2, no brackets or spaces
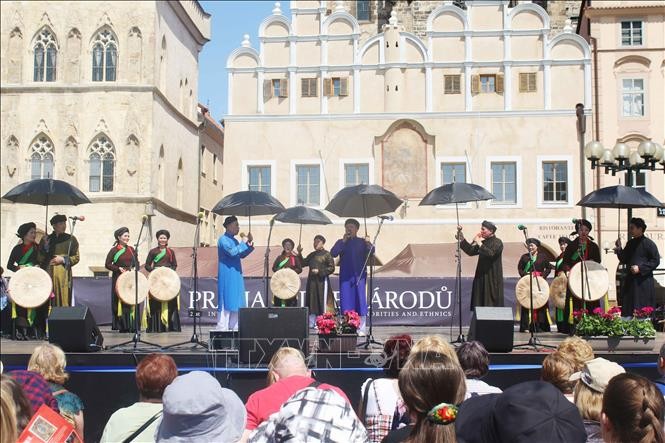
145,229,180,332
104,227,136,332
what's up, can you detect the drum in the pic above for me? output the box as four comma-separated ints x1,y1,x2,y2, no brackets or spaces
116,271,149,305
270,268,300,300
515,275,550,309
148,267,181,302
568,260,608,302
8,267,52,308
549,273,568,309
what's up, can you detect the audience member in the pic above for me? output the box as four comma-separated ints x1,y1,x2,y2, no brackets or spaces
654,343,665,395
8,369,59,414
360,334,412,442
101,353,178,443
249,387,368,442
455,341,502,399
1,374,32,435
1,376,18,443
155,370,245,443
570,357,625,442
244,347,349,439
28,344,85,437
541,351,576,402
410,335,460,365
383,351,466,443
601,373,665,443
456,380,586,443
557,336,594,371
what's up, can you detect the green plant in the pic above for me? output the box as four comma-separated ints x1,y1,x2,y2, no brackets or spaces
574,306,656,338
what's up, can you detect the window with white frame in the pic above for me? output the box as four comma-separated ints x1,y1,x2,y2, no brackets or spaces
621,20,642,46
491,162,516,204
622,79,644,117
248,165,271,194
30,135,54,179
630,170,646,189
344,163,369,187
296,165,320,206
441,163,466,184
356,0,370,21
88,135,115,192
542,161,568,203
33,28,57,82
92,29,117,82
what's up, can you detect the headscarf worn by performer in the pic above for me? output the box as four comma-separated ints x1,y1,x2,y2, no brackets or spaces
517,238,553,333
271,238,302,308
104,227,137,332
145,229,181,332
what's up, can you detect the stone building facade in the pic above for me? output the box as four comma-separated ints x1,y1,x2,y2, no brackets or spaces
1,1,211,276
198,103,225,247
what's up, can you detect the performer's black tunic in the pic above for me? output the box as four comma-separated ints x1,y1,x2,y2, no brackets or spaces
560,238,601,334
517,253,552,332
617,235,660,316
6,243,47,338
145,246,181,332
105,245,137,332
300,249,336,315
461,236,504,310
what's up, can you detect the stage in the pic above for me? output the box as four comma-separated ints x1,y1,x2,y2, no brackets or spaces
1,325,661,442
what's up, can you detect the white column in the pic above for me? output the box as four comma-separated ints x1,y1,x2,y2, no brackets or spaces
290,37,296,66
584,61,592,108
504,64,512,111
257,71,265,113
227,72,233,115
289,69,296,114
425,66,432,112
464,64,472,112
544,62,551,110
353,68,360,113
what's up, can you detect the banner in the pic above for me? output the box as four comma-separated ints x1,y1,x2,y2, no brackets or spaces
72,276,518,327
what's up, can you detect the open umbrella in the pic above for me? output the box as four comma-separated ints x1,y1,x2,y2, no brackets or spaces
212,190,285,231
274,205,332,245
2,178,92,233
325,184,403,234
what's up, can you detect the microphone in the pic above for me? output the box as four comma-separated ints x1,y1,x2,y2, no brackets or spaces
197,212,204,219
517,224,527,231
69,215,85,221
572,218,579,224
141,215,148,222
378,215,393,221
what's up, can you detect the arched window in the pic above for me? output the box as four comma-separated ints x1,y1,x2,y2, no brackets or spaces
34,28,57,82
29,135,54,179
92,29,117,81
88,135,115,192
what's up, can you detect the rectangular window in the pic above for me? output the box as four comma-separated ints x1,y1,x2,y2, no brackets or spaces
519,73,537,93
480,75,495,93
630,170,646,189
441,163,466,185
542,161,568,203
102,158,114,192
324,77,348,97
357,0,370,21
296,165,320,206
622,79,644,117
344,163,369,187
264,79,288,99
444,75,461,94
272,79,281,98
89,157,101,192
301,78,318,97
248,166,271,194
621,20,643,46
491,162,516,204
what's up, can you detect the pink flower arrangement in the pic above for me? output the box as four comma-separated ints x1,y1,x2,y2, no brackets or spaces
573,305,656,338
315,310,360,335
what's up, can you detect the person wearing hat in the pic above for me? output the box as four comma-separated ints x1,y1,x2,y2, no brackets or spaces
216,215,254,331
105,227,137,332
457,220,504,309
145,230,181,333
38,214,80,308
271,238,302,308
559,219,601,334
6,222,44,340
297,234,335,328
554,236,572,332
613,217,660,317
517,238,553,333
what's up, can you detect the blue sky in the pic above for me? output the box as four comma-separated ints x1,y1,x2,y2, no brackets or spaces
199,1,290,121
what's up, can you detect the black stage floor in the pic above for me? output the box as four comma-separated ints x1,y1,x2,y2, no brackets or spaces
1,326,662,442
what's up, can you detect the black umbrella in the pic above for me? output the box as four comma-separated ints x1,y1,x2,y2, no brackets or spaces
274,205,332,244
325,184,402,234
419,182,495,226
212,190,285,231
2,178,92,233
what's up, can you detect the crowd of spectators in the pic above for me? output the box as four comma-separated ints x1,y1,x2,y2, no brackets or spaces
1,339,664,442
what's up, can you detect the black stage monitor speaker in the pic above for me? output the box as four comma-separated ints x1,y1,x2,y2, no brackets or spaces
48,305,103,352
467,306,513,353
238,307,308,364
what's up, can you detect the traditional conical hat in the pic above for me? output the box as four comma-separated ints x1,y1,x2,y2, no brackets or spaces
515,275,549,309
148,267,181,301
116,271,149,305
270,268,300,300
549,273,568,309
568,260,608,302
8,267,51,308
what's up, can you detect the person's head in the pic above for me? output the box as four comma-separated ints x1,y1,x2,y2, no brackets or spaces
629,217,647,238
27,344,68,385
571,357,625,421
526,238,540,255
344,218,360,237
267,347,310,385
574,219,592,240
558,236,571,252
383,334,413,378
136,354,178,402
557,336,594,371
456,341,490,379
114,227,130,246
658,343,665,377
156,229,170,247
1,375,32,434
480,220,497,238
541,351,576,395
313,234,326,250
411,335,460,366
399,352,465,443
281,238,295,253
601,373,665,443
16,222,37,244
223,216,239,235
1,377,18,443
50,214,67,235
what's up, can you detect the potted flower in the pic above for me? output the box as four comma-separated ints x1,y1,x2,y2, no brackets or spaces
316,310,360,352
573,306,656,352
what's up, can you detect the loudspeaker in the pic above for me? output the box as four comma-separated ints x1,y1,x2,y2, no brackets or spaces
209,330,238,351
48,305,103,352
467,306,513,353
238,307,308,364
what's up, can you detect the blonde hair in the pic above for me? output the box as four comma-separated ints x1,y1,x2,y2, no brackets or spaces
557,336,594,372
28,343,68,385
1,380,18,443
267,347,308,385
411,335,460,366
574,380,603,421
541,352,576,394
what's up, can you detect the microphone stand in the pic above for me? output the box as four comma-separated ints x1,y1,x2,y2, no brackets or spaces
451,223,464,344
63,219,78,306
263,218,275,307
163,214,208,351
357,217,385,349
